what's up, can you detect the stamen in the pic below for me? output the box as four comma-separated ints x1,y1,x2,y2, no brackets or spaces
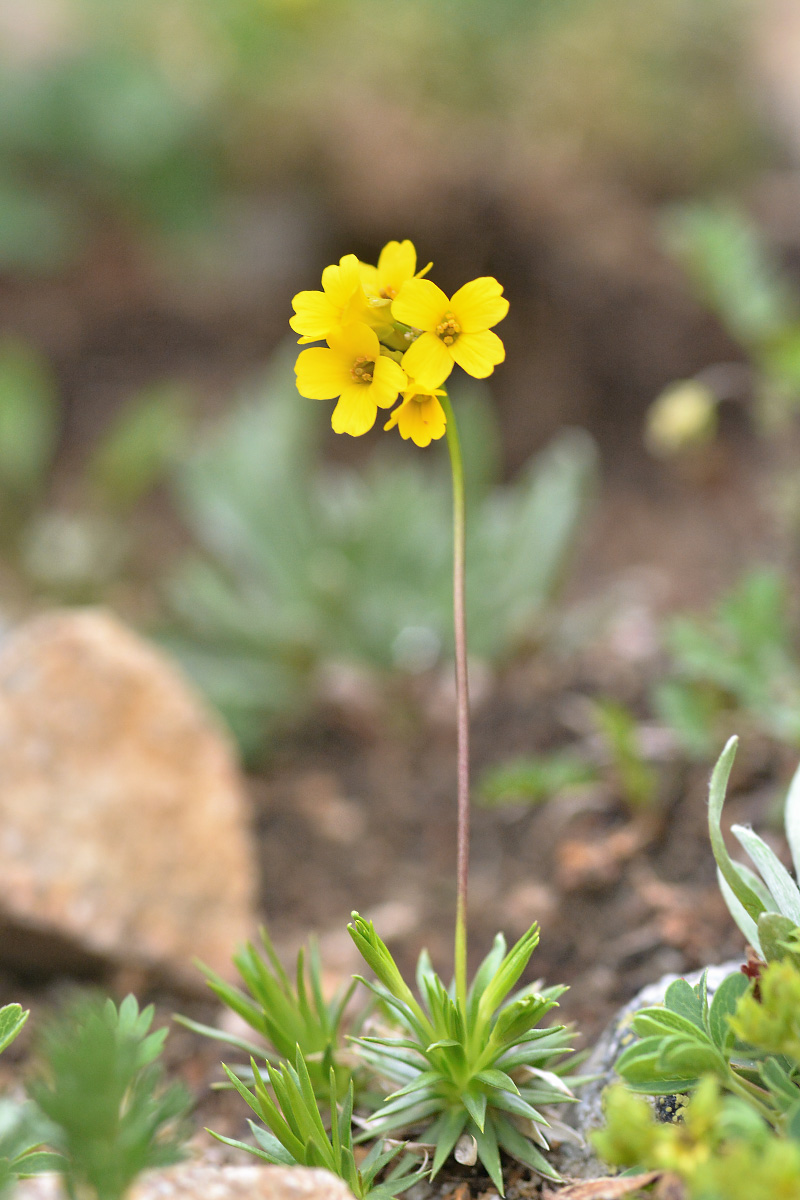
436,312,461,346
350,356,375,384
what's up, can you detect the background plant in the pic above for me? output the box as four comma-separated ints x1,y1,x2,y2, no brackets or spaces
0,1004,64,1193
478,697,658,814
652,569,800,760
0,337,188,606
165,353,597,759
595,1077,800,1200
211,1053,426,1200
28,994,191,1200
177,927,359,1103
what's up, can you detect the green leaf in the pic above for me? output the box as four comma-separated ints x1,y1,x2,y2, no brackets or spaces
632,1008,712,1042
0,1006,28,1056
89,382,189,513
475,1068,519,1094
663,979,705,1029
461,1090,487,1133
757,913,800,963
732,824,800,924
0,340,58,497
172,1014,268,1060
708,737,766,924
474,1116,504,1196
784,758,800,882
494,1112,561,1182
708,971,749,1049
428,1108,469,1177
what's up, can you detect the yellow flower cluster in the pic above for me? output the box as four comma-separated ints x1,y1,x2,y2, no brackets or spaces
290,241,508,447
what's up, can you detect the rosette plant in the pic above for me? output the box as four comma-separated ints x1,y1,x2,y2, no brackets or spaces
349,915,576,1189
288,241,579,1192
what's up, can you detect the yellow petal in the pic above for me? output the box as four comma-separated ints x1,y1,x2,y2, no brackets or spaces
386,394,446,447
401,331,454,391
392,278,449,332
450,277,509,333
290,290,340,341
327,322,380,362
450,329,505,379
295,348,352,399
331,385,377,436
383,399,406,432
370,356,407,408
359,260,379,293
377,240,417,297
407,395,447,446
321,254,362,307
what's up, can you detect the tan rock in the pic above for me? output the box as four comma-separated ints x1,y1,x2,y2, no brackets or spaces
16,1166,356,1200
0,609,257,984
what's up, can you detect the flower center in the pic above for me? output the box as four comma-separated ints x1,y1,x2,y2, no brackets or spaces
350,356,375,384
436,312,461,346
380,286,397,299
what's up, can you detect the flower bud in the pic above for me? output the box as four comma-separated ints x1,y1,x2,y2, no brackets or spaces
645,380,717,457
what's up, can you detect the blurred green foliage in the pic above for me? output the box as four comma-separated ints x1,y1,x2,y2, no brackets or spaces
0,0,762,273
479,750,598,809
663,203,800,421
0,338,188,602
29,994,191,1200
479,697,657,814
654,569,800,758
165,353,597,758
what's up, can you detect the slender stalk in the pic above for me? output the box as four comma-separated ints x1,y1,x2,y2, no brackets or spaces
441,394,469,1009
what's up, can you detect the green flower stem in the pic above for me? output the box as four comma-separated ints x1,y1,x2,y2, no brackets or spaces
442,394,469,1010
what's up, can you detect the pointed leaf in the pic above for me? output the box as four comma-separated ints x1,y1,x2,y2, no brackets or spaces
708,737,766,923
461,1090,487,1133
429,1108,469,1177
732,824,800,924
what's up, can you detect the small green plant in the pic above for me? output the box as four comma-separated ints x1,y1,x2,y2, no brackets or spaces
0,338,189,604
177,928,358,1102
598,739,800,1194
0,1004,64,1191
595,1077,800,1200
28,994,191,1200
349,914,578,1192
652,569,800,760
707,735,800,961
479,748,598,808
212,1053,426,1200
166,351,596,759
600,955,800,1195
614,967,754,1103
478,698,656,814
0,1098,65,1194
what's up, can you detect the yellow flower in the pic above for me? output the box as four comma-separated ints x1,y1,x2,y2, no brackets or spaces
295,323,407,436
392,276,508,391
384,383,447,448
364,240,433,304
290,254,377,344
